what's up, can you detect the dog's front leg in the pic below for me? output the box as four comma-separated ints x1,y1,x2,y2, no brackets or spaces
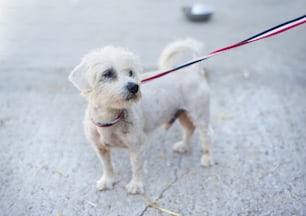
126,146,144,194
95,147,116,191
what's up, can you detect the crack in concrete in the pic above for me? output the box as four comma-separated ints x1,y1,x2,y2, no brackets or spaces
139,205,150,216
139,156,182,216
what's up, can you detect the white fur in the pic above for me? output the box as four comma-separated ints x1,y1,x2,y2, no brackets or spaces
69,39,213,194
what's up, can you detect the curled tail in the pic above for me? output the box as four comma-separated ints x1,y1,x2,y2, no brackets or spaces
158,38,203,70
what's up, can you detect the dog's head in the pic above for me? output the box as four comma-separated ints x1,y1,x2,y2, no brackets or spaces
69,46,142,109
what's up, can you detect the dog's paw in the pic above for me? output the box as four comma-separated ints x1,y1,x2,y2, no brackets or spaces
96,176,115,191
172,141,190,153
200,154,214,167
125,181,144,194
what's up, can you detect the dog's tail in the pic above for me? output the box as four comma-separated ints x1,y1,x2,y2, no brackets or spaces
158,38,203,71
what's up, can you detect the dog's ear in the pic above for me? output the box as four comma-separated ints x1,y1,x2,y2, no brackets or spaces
69,62,90,92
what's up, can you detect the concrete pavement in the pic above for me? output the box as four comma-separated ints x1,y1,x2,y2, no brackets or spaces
0,0,306,215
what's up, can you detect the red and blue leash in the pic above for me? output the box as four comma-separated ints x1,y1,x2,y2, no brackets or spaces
93,15,305,128
141,14,306,84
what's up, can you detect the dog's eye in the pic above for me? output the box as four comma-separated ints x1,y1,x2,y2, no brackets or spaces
103,69,114,78
128,70,134,77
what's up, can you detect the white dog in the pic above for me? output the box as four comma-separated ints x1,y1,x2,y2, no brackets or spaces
69,39,213,194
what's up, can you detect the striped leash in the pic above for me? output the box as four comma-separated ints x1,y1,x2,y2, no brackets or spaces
141,14,306,84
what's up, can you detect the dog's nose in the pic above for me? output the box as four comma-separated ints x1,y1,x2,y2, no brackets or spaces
126,82,139,94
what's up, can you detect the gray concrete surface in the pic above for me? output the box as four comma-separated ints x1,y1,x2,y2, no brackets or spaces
0,0,306,215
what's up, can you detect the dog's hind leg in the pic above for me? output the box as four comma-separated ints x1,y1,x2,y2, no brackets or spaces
172,112,196,153
197,124,214,167
189,106,214,167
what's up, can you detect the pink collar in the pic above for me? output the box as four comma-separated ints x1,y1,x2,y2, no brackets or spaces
92,111,124,128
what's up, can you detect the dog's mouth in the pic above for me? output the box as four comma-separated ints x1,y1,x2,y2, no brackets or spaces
125,92,140,101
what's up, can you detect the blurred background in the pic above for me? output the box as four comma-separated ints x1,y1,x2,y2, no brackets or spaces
0,0,305,215
0,0,304,70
